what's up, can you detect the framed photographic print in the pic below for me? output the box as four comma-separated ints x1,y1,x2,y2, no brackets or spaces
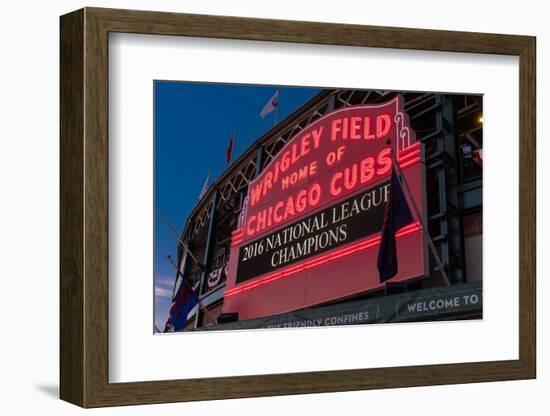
60,7,536,408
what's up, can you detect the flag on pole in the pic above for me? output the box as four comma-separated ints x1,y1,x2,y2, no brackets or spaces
377,165,414,283
199,172,210,200
327,95,336,113
164,278,199,331
260,90,279,119
473,148,483,166
226,130,236,165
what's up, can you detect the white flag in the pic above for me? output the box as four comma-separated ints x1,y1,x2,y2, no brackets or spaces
199,172,210,200
260,90,279,119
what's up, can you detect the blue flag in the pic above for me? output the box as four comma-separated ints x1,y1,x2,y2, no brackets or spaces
165,278,199,331
377,166,414,282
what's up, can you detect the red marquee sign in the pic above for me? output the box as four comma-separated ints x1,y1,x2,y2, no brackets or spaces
223,96,428,320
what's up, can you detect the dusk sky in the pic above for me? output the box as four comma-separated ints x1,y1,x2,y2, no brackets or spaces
154,81,322,331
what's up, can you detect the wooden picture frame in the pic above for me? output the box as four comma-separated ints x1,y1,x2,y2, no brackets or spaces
60,7,536,408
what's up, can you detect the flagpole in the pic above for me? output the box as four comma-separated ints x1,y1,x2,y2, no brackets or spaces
157,209,203,269
166,255,217,324
389,144,451,287
273,106,278,126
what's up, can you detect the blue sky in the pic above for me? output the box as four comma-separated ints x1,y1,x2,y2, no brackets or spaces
154,81,322,331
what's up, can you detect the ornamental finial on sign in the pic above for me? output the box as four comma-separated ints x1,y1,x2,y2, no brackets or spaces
394,112,412,152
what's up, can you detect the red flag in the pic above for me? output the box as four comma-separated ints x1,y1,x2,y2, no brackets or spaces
473,148,483,166
226,130,236,165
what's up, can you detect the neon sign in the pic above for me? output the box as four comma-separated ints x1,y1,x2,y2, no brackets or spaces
224,96,428,320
